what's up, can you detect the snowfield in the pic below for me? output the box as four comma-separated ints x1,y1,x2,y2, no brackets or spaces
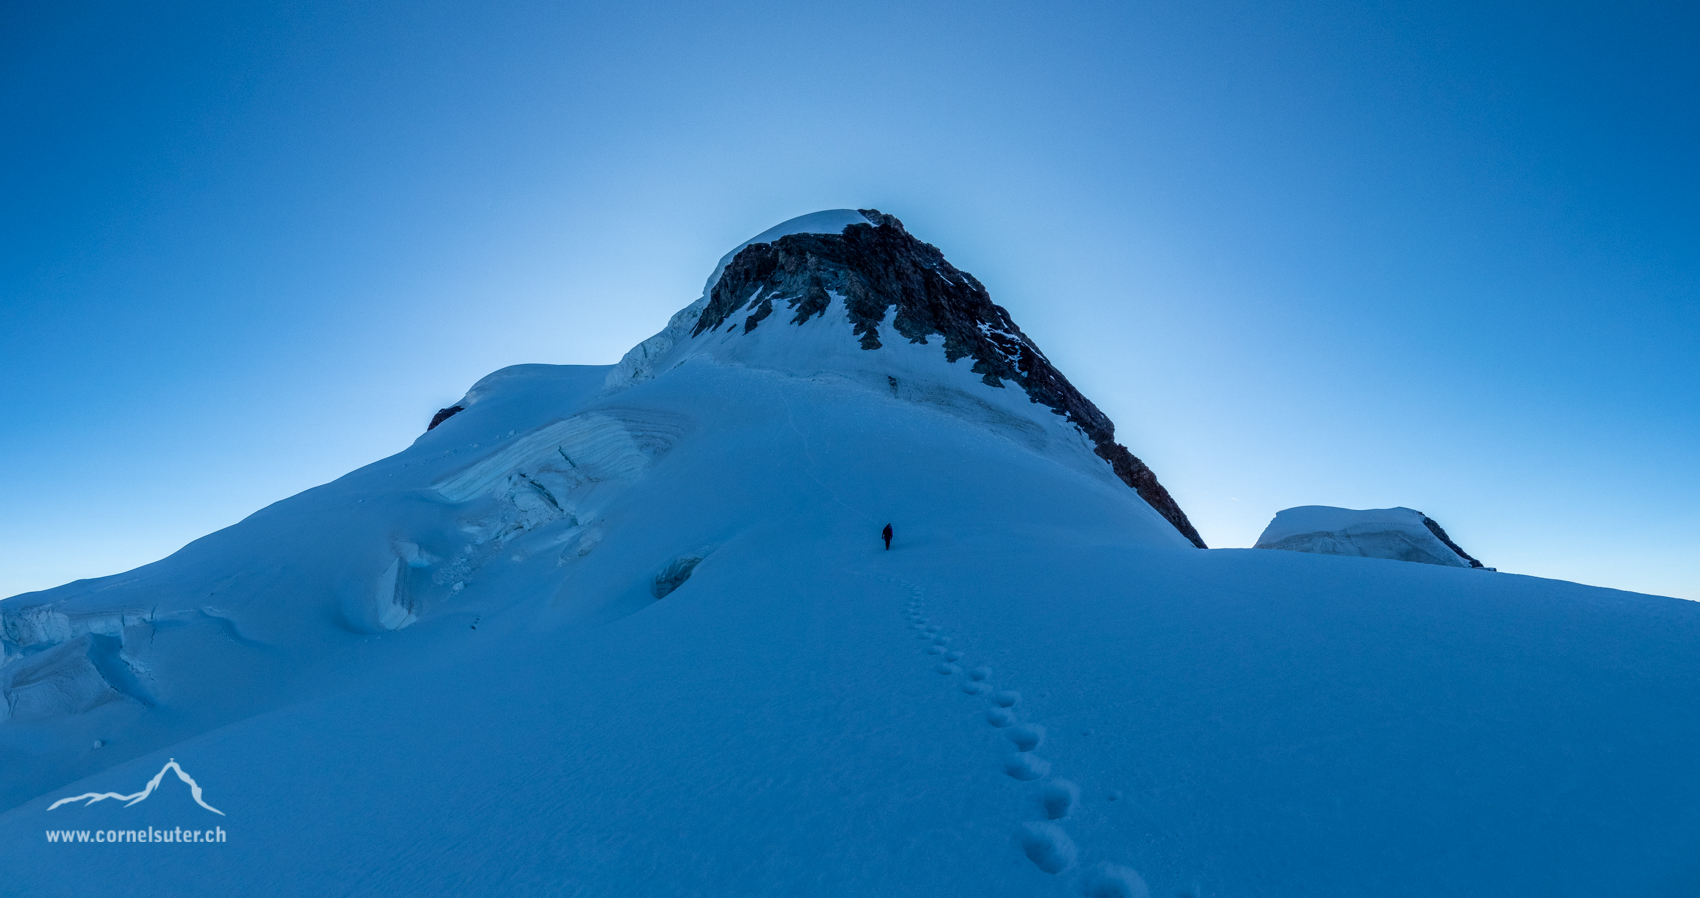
3,212,1698,896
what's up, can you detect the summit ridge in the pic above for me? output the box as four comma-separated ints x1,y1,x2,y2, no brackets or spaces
689,209,1205,548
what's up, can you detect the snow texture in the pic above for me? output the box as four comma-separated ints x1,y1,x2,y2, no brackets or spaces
2,214,1697,897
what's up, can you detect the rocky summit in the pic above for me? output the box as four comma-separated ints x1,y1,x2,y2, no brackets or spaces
695,210,1204,548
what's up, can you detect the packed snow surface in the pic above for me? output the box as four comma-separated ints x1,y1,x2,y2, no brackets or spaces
4,213,1698,896
1255,505,1477,567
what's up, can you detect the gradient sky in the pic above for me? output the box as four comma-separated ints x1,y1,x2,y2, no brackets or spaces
3,0,1695,600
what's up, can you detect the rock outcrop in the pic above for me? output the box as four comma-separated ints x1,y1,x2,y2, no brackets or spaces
693,210,1206,548
427,405,465,431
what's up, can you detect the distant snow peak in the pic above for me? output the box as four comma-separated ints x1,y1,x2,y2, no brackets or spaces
48,758,224,815
1255,506,1487,569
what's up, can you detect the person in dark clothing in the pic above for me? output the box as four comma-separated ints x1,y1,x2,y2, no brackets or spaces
882,524,893,550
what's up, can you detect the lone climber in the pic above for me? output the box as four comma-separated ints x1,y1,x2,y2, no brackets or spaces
882,523,893,550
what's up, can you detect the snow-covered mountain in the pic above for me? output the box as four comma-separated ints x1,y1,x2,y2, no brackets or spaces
1255,506,1487,568
3,211,1698,897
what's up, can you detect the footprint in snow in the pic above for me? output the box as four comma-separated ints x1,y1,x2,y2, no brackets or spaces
1016,822,1076,874
1041,780,1078,820
883,581,1153,895
1079,863,1150,898
1003,752,1051,781
1005,724,1044,752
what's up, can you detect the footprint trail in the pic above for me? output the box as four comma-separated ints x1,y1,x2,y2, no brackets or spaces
883,574,1158,896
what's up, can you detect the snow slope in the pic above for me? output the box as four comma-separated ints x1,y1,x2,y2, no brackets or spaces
3,213,1698,897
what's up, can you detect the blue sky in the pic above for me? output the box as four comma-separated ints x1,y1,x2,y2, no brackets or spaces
3,0,1695,599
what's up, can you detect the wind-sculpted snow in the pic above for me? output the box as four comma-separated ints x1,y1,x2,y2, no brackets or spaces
431,409,683,502
2,604,150,652
0,605,158,721
411,408,688,620
373,556,418,631
3,636,133,720
1255,506,1486,568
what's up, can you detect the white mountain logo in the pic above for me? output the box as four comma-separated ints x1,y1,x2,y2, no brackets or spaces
48,759,225,816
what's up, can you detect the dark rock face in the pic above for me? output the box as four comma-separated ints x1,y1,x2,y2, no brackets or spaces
695,210,1207,548
427,405,464,431
652,555,705,599
1418,514,1485,568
